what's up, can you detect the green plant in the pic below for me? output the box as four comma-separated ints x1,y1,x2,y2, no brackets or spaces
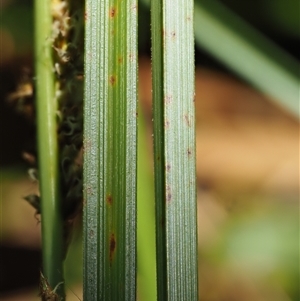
83,0,138,299
34,0,65,297
30,0,299,300
34,0,84,299
151,0,198,299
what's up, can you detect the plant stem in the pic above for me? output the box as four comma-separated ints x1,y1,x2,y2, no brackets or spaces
34,0,65,298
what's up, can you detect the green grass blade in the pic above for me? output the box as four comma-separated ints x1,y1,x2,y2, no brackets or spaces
194,0,300,118
151,0,198,300
83,0,138,300
34,0,65,298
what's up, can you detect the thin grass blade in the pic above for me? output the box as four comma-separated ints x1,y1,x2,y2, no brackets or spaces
83,0,138,300
151,0,198,300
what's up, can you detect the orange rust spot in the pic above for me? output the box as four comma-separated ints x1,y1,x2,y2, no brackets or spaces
110,7,116,18
106,193,113,205
118,56,123,64
109,75,116,86
109,234,116,263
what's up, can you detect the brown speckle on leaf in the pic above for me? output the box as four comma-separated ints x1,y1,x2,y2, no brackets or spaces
106,193,113,205
167,192,172,202
166,164,171,172
187,148,192,157
184,114,191,127
129,53,135,62
109,234,116,263
110,7,116,18
166,185,172,202
109,75,116,86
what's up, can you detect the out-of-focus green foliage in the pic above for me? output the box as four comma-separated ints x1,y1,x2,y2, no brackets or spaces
201,203,299,299
262,0,300,37
213,0,300,38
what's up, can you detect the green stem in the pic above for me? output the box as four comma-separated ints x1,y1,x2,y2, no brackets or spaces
34,0,64,298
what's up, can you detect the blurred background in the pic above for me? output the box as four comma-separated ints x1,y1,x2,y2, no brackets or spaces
0,0,299,300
